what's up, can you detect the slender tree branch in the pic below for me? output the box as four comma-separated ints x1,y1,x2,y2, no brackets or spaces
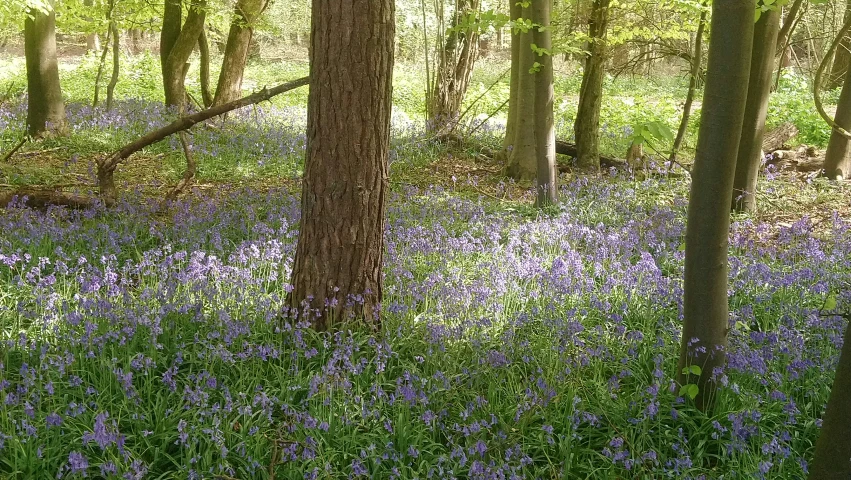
814,15,851,140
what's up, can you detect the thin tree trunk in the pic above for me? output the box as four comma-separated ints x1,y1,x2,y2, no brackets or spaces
161,0,206,109
92,25,112,107
823,65,851,179
160,0,182,69
829,0,851,90
288,0,394,331
428,0,481,132
731,8,781,213
776,0,804,55
669,7,707,166
808,319,851,479
678,0,755,413
24,0,65,136
213,0,268,107
198,28,213,108
106,22,120,111
573,0,610,172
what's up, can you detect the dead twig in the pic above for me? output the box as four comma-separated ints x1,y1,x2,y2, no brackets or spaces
2,136,29,163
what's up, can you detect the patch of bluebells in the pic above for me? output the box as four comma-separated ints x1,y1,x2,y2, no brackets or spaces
0,149,848,477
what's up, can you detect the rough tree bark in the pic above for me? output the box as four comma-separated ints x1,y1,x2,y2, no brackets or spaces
678,0,755,413
669,6,707,165
24,0,65,136
213,0,268,106
823,64,851,179
428,0,481,132
731,8,780,213
288,0,394,331
573,0,610,172
808,319,851,480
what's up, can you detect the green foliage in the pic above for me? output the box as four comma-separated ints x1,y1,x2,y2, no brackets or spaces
767,72,833,147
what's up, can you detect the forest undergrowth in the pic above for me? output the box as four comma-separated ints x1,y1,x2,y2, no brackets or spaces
0,59,850,479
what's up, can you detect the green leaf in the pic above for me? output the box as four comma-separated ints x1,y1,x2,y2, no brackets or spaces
754,8,761,22
679,384,699,400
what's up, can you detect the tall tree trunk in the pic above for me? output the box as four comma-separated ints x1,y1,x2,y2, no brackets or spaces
731,9,780,213
823,65,851,179
829,0,851,90
92,25,112,107
502,0,537,180
198,28,213,108
533,0,557,206
808,320,851,480
24,0,65,136
678,0,755,413
161,0,207,108
428,0,481,132
573,0,610,172
502,0,556,200
288,0,395,331
213,0,268,107
106,21,120,111
670,7,707,165
160,0,181,69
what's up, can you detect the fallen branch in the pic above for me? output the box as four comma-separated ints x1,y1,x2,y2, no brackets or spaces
761,122,799,153
96,76,309,202
0,189,100,210
555,140,626,169
15,146,63,158
2,136,29,162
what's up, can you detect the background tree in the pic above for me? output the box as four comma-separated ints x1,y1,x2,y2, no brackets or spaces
501,0,557,206
678,0,755,412
427,0,481,132
822,44,851,178
24,0,65,136
828,0,851,89
213,0,269,107
288,0,395,331
573,0,610,171
669,4,707,165
160,0,207,108
731,4,781,213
